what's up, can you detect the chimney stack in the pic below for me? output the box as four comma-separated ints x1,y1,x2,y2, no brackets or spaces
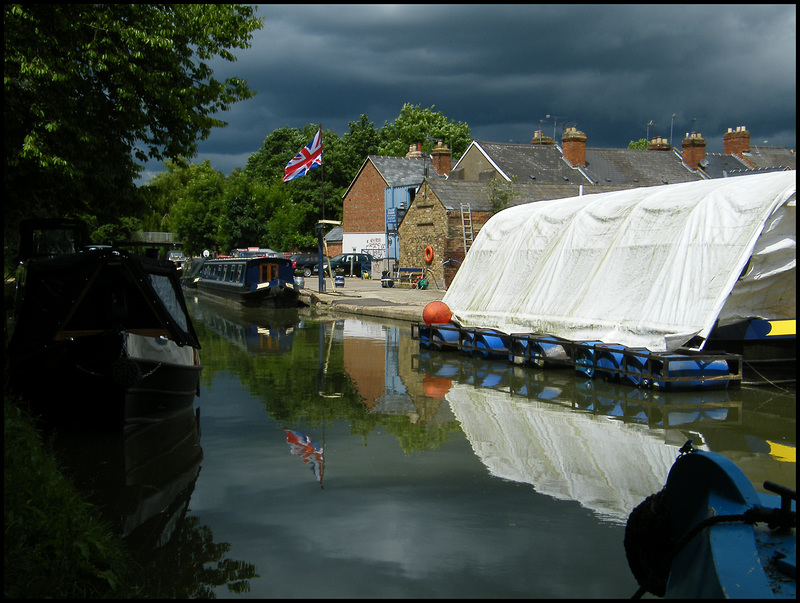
723,126,750,157
405,143,424,159
561,127,587,167
430,141,451,175
530,130,554,145
648,136,671,151
681,132,706,170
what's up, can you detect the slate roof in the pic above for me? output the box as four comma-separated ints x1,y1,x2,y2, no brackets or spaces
698,146,796,179
458,141,704,188
425,179,629,212
325,225,342,242
741,145,796,171
455,142,578,183
368,155,444,188
583,148,704,185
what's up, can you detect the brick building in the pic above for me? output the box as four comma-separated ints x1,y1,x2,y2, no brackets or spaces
340,143,450,275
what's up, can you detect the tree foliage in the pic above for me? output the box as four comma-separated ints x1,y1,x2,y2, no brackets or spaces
4,4,263,244
378,103,471,160
143,105,473,255
628,138,649,150
486,177,519,214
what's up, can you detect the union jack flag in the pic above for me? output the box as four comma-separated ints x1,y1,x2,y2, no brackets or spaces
283,127,323,182
284,429,325,482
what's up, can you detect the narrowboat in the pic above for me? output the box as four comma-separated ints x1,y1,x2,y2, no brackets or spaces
704,318,796,386
7,219,203,427
625,442,796,599
194,256,301,308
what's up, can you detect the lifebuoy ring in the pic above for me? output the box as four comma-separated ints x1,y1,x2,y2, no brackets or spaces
424,245,433,263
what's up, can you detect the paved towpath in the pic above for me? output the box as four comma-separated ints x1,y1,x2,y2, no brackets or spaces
297,275,445,322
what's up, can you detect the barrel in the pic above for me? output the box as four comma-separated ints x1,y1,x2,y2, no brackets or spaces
294,276,305,289
334,275,345,288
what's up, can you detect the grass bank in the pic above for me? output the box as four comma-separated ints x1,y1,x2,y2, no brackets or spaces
4,394,138,598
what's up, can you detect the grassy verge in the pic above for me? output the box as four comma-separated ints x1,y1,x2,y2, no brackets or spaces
4,394,138,598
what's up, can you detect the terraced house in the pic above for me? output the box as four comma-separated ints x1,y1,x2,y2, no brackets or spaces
398,126,795,288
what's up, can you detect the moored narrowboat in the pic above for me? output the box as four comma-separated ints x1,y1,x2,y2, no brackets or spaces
194,256,301,308
7,219,203,427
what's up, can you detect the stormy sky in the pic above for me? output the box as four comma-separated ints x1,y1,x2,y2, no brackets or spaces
144,4,796,180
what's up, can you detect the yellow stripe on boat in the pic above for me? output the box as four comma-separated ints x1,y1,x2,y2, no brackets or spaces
767,319,795,336
767,440,796,463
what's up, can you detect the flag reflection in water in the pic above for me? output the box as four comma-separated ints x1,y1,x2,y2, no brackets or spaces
283,429,325,484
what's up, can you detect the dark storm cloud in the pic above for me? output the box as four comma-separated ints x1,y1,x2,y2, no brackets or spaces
157,4,795,179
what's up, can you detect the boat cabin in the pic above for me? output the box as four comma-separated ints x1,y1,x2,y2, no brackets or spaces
200,257,293,289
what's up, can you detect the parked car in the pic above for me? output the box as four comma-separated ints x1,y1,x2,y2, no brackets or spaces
168,250,187,262
290,253,328,277
313,253,374,277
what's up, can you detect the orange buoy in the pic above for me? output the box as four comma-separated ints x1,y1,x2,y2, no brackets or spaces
423,300,452,325
423,375,452,398
424,245,433,263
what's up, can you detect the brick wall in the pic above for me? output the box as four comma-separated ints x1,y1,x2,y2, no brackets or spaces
343,161,386,233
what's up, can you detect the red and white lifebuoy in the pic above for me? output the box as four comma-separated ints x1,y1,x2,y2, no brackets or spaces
424,245,434,263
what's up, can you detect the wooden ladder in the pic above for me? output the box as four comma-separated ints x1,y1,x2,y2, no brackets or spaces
461,204,474,252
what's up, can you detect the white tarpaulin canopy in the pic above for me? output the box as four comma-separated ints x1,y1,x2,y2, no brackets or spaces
443,171,796,352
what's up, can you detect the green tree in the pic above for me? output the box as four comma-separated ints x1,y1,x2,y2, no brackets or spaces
378,103,471,160
218,170,273,251
168,162,227,256
628,138,649,150
486,177,519,214
245,125,345,250
4,4,263,243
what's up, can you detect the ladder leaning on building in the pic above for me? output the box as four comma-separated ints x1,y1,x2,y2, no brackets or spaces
461,204,474,253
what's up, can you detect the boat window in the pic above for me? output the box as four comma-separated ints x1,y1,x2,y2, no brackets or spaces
236,264,243,282
224,265,230,281
261,263,279,282
148,273,189,332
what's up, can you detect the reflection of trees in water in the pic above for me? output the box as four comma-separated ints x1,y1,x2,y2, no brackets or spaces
191,304,464,453
133,514,258,598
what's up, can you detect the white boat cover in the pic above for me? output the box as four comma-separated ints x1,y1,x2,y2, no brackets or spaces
442,171,796,352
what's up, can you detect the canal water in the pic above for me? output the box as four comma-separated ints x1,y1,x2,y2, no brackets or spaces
53,294,795,598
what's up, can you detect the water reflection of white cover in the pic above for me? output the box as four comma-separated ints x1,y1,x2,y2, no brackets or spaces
447,382,695,523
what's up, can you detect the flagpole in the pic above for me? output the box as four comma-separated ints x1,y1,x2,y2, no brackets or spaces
320,124,325,225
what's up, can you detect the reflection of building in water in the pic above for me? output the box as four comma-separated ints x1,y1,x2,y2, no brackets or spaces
342,320,454,424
